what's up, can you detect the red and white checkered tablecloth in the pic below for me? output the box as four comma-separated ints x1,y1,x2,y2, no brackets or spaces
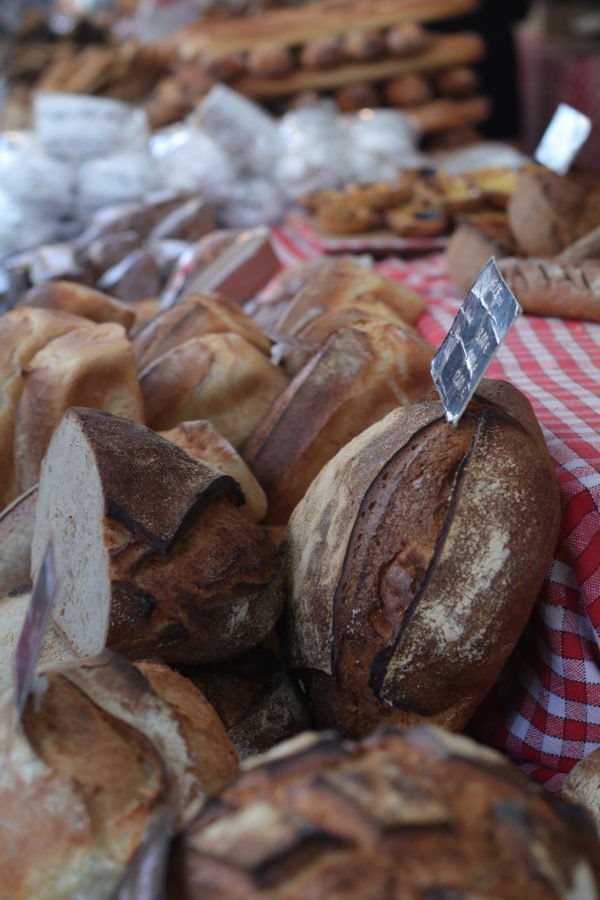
271,219,600,794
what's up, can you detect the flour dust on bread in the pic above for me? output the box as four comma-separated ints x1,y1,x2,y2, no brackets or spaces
32,408,283,664
284,379,561,735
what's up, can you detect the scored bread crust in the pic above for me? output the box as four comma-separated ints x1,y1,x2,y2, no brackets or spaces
140,332,288,448
14,323,144,494
284,380,561,735
31,409,282,664
0,308,87,508
133,293,271,370
18,280,136,330
244,321,433,525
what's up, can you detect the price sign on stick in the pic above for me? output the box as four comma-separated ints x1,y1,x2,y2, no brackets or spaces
535,103,592,175
112,807,173,900
431,258,521,426
13,540,58,721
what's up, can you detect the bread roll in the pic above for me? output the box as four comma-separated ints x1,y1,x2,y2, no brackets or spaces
14,322,144,493
32,409,283,664
18,280,136,330
183,646,311,759
499,257,600,323
384,73,433,107
178,727,600,900
244,321,434,524
133,293,270,370
0,308,86,509
140,332,287,448
334,82,381,112
385,22,433,57
273,257,425,334
434,65,481,97
299,35,343,70
341,28,385,61
202,49,246,82
0,486,37,594
160,420,268,521
284,380,561,736
563,749,600,834
247,43,295,77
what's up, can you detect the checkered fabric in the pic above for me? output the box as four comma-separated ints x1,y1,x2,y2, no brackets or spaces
271,220,600,793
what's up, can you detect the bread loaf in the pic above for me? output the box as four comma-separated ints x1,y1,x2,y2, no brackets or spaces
14,322,144,493
284,380,561,735
182,646,311,759
244,320,434,524
32,408,283,664
140,332,287,448
0,486,37,594
0,308,86,508
18,280,136,330
563,749,600,835
446,220,517,293
161,420,268,522
498,257,600,323
178,726,600,899
133,293,270,370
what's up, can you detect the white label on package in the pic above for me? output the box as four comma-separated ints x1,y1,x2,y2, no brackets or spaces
431,258,521,426
13,540,58,722
34,92,140,161
534,103,592,175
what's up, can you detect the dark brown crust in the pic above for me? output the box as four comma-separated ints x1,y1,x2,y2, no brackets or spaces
179,726,600,900
71,408,243,551
498,257,600,323
284,380,560,735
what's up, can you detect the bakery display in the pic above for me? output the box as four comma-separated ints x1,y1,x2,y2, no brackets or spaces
284,380,561,735
178,727,600,899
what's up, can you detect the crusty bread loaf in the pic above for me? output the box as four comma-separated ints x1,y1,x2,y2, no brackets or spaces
499,257,600,323
0,308,87,508
32,408,283,664
0,485,37,594
182,646,311,759
274,258,425,334
244,320,434,524
140,332,288,449
563,749,600,835
446,219,517,293
284,379,561,735
133,293,271,371
14,322,144,493
178,726,600,899
161,420,268,522
18,280,136,330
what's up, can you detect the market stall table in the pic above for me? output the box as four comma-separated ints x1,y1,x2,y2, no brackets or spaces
272,215,600,793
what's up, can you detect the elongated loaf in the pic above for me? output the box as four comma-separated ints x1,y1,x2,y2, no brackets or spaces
133,293,271,370
32,408,283,664
499,257,600,323
140,332,288,448
0,485,37,594
178,726,600,900
161,420,268,521
15,322,144,493
284,379,560,735
244,320,434,524
18,280,136,330
0,308,87,508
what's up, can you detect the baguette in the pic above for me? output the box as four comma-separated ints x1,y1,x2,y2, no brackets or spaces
178,727,600,900
499,257,600,322
284,379,560,735
32,409,283,665
160,420,268,522
133,293,270,370
140,332,288,449
18,280,136,330
15,322,144,493
0,486,37,594
244,321,434,524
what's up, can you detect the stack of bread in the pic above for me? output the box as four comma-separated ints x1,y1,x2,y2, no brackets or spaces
1,251,599,896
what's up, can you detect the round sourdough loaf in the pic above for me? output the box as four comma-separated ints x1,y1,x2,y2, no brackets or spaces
177,726,600,899
31,408,283,665
284,380,561,735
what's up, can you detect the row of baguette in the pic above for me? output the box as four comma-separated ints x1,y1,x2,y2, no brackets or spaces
1,253,600,896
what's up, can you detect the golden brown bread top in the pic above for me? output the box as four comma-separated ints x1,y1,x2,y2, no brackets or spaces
18,281,136,330
179,726,600,899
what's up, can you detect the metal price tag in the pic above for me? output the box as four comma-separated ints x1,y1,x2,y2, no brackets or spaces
112,807,173,900
535,103,592,175
431,258,521,426
13,540,58,722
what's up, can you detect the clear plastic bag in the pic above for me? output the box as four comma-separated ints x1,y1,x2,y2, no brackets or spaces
0,131,74,213
150,123,237,199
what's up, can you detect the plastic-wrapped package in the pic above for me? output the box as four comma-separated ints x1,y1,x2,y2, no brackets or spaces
75,151,161,216
218,177,286,228
0,190,62,258
344,109,425,183
0,132,74,213
150,124,236,199
195,84,281,176
275,105,349,199
432,141,529,174
34,93,149,161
